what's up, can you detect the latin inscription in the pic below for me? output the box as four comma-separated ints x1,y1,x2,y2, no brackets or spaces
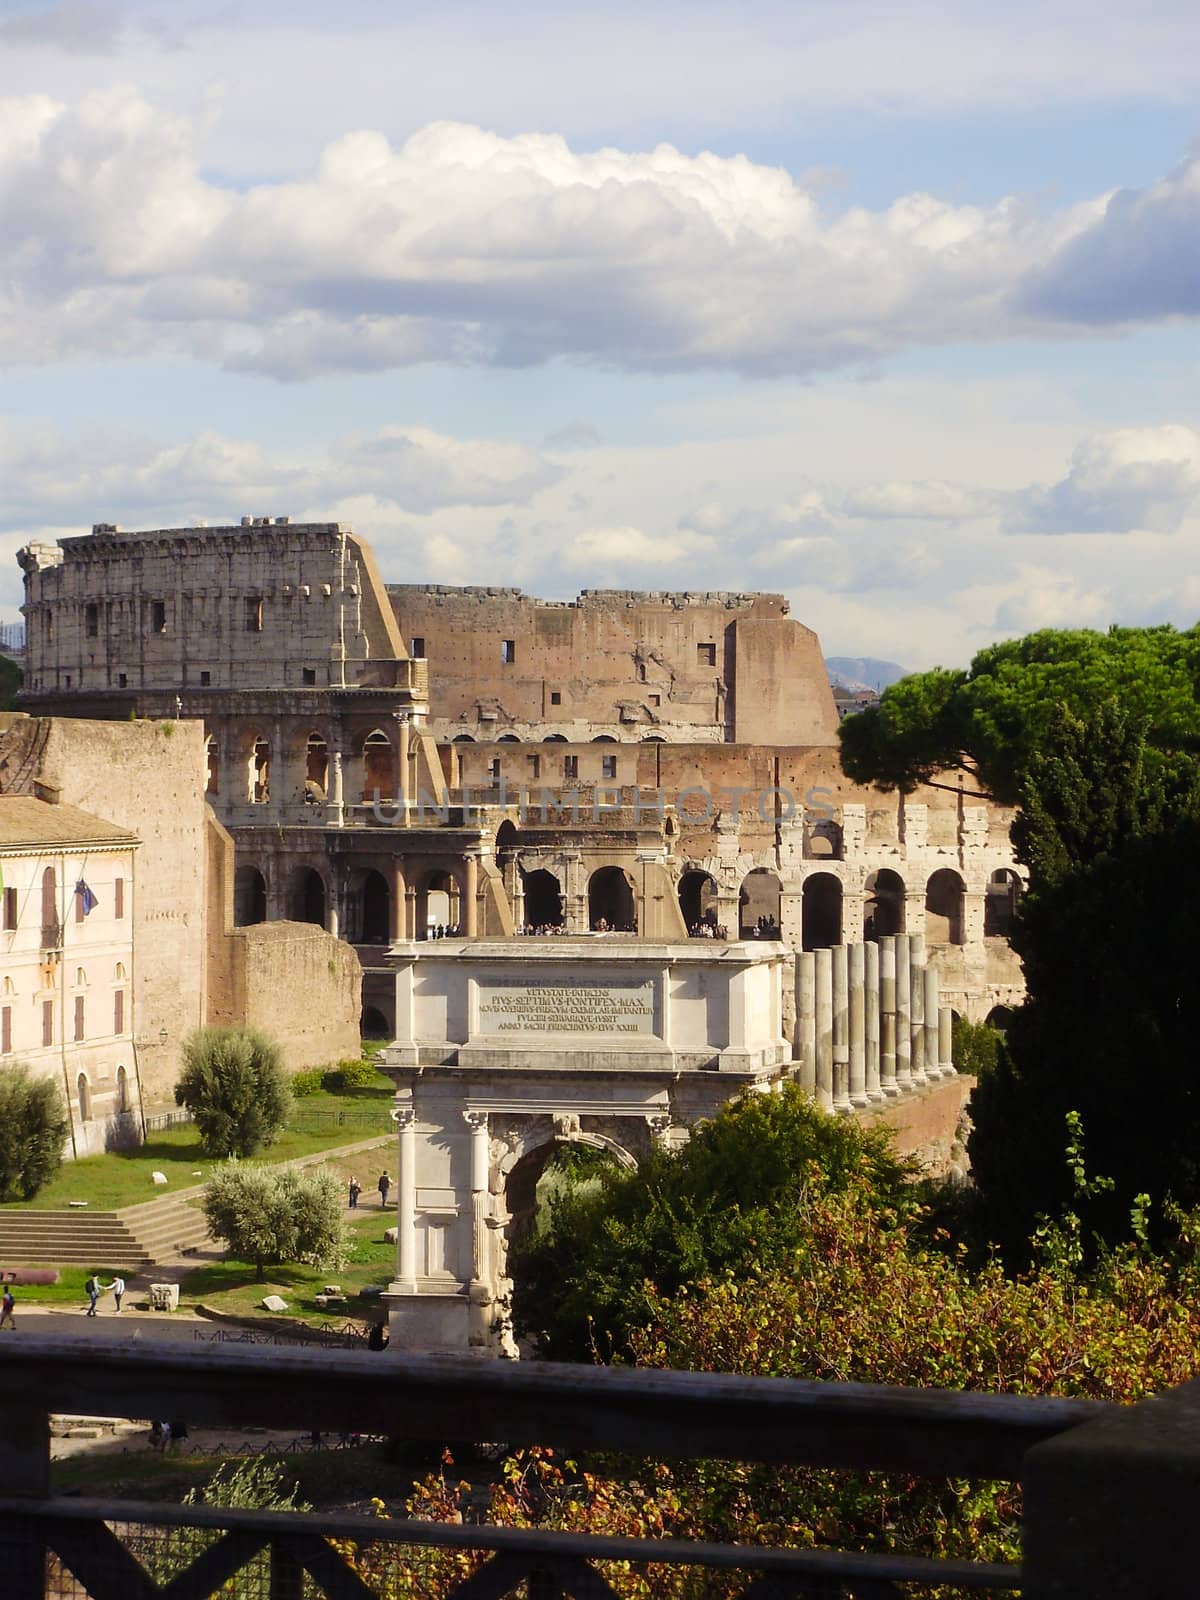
478,979,656,1035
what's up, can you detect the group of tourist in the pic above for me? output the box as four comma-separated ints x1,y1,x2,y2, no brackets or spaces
688,918,728,939
518,922,568,935
426,924,461,939
348,1173,392,1208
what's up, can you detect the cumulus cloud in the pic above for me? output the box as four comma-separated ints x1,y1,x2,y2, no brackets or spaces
0,88,1135,382
841,480,990,521
1007,425,1200,534
993,569,1116,632
561,524,713,571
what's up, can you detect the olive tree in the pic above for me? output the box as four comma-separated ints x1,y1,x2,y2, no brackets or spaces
0,1066,68,1200
175,1026,291,1158
202,1163,345,1281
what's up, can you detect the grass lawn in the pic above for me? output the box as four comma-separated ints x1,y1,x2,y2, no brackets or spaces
1,1075,396,1212
182,1209,397,1325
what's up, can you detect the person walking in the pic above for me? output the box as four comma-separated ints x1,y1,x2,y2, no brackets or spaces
85,1273,101,1316
377,1171,391,1208
110,1274,126,1313
0,1286,15,1330
348,1176,361,1210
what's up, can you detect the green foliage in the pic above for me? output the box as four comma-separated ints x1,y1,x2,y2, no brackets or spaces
510,1086,915,1360
175,1027,292,1158
323,1058,383,1092
290,1069,324,1098
0,655,22,712
950,1016,1004,1079
0,1066,68,1200
838,624,1200,802
202,1162,346,1281
184,1457,311,1512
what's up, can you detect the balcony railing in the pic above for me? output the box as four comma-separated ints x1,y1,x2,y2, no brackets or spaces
0,1335,1186,1598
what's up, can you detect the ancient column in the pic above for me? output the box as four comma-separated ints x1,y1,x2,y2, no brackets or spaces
330,749,345,828
895,933,912,1091
465,1110,490,1289
864,938,882,1102
924,964,941,1080
463,855,479,937
390,857,408,942
848,942,867,1108
394,712,412,821
395,1109,417,1290
909,932,927,1086
939,1006,955,1076
815,947,834,1111
879,935,898,1096
832,944,851,1113
797,951,817,1095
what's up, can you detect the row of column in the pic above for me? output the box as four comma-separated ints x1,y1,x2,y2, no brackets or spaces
795,933,955,1112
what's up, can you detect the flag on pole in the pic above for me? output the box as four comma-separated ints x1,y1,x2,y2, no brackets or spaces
76,879,98,916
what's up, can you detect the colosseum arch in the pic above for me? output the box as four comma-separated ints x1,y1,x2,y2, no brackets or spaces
802,872,842,950
740,867,782,937
588,866,636,931
678,867,718,931
864,868,905,941
234,865,267,926
985,868,1022,937
926,868,965,945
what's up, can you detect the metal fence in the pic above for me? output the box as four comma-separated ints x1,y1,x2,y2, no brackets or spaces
0,1334,1182,1598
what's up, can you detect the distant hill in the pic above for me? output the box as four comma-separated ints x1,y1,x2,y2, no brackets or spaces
825,657,907,694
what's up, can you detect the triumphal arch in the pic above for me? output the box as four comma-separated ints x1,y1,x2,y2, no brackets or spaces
377,936,791,1354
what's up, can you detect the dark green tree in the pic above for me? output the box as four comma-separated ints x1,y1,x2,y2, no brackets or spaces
510,1085,914,1360
0,1065,68,1200
175,1026,292,1158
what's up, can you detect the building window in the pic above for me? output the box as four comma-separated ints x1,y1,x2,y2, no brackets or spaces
118,672,128,688
564,755,578,780
649,693,661,707
302,667,316,686
0,1006,9,1054
550,691,561,706
602,754,618,780
698,642,717,667
74,994,85,1042
116,1063,129,1111
244,596,264,633
114,878,124,920
42,1000,53,1048
74,885,85,924
114,989,124,1034
2,887,16,931
150,600,167,634
76,1072,91,1122
411,637,425,658
64,675,71,688
45,609,53,638
200,670,211,686
487,757,501,782
501,640,516,665
85,603,99,638
527,753,541,780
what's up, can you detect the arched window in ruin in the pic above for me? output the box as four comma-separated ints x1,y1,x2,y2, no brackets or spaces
116,1064,130,1114
678,868,719,931
246,734,270,804
984,868,1021,937
291,868,327,927
76,1072,92,1123
864,869,905,941
452,734,476,742
641,735,666,742
521,868,563,928
419,870,461,938
591,735,618,743
985,1005,1014,1032
360,870,391,944
205,734,219,796
802,873,842,950
304,732,329,802
804,818,843,860
739,867,782,938
542,734,568,743
588,866,636,932
926,868,965,945
114,962,126,982
234,865,267,926
41,865,57,938
498,734,521,743
361,730,393,802
504,1139,629,1249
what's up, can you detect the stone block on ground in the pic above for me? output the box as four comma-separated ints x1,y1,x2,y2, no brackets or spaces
261,1294,288,1312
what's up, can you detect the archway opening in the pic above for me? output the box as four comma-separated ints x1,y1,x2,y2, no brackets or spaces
116,1064,130,1114
740,868,781,938
588,866,636,932
305,732,329,802
802,873,842,950
985,869,1021,937
542,734,568,743
362,729,393,801
864,869,905,941
234,865,267,926
421,870,461,937
678,868,718,933
926,869,965,945
76,1072,91,1123
293,868,326,927
205,734,219,796
361,1005,391,1040
805,819,843,859
248,735,270,804
505,1140,624,1249
522,868,563,929
360,870,390,943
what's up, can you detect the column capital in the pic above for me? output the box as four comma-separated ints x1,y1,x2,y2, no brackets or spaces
390,1106,415,1129
463,1109,489,1132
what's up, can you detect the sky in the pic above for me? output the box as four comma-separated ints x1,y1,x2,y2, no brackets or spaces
3,1,1200,667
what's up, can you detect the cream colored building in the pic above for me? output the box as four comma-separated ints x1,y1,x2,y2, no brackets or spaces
0,796,140,1156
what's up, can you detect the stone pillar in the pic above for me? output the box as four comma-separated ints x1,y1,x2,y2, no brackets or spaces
879,935,897,1096
864,938,882,1102
465,1109,490,1290
328,875,340,938
394,712,412,820
848,942,867,1108
814,946,833,1111
463,855,479,937
895,933,912,1091
395,1109,417,1290
909,932,927,1086
939,1006,955,1076
796,951,817,1095
390,857,408,942
330,749,345,828
924,964,941,1079
832,944,851,1113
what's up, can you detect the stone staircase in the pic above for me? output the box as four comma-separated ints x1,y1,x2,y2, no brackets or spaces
0,1193,212,1269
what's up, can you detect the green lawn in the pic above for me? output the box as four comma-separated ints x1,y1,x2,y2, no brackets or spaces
2,1078,396,1212
51,1442,411,1507
183,1209,396,1324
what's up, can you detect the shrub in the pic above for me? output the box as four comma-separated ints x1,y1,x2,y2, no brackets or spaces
174,1026,291,1158
202,1162,346,1280
0,1066,68,1200
323,1058,383,1092
290,1069,324,1099
952,1015,1004,1079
